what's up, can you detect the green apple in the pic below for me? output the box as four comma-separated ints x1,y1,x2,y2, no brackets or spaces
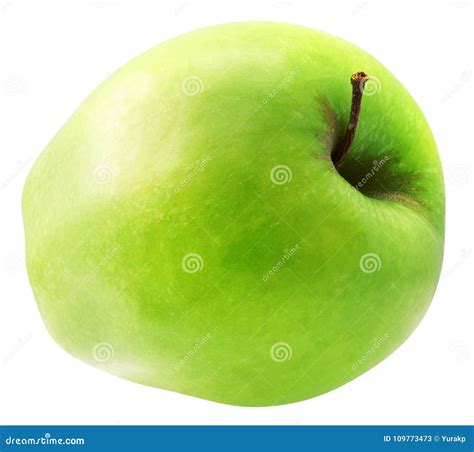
22,22,444,406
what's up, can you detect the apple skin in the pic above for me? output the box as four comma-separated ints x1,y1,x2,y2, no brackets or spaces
22,22,444,406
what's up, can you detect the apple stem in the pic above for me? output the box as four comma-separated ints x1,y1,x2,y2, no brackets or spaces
332,71,369,169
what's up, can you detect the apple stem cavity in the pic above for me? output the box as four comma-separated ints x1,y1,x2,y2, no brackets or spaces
332,71,369,169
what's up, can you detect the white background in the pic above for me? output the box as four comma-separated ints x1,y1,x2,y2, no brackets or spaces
0,0,473,425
